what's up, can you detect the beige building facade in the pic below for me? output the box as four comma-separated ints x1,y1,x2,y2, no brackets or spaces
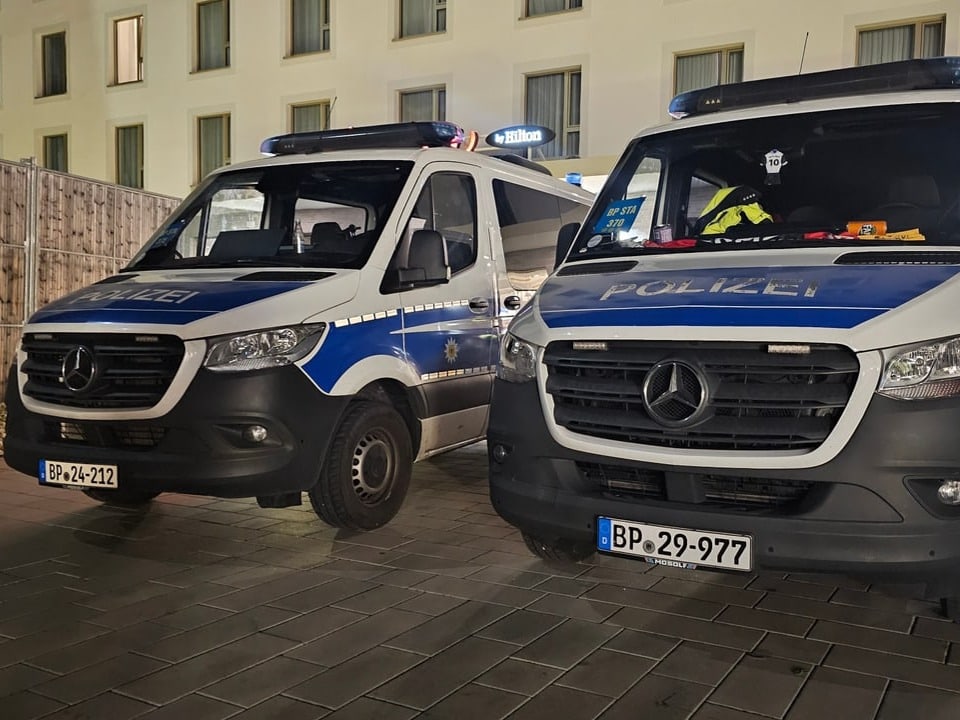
0,0,956,197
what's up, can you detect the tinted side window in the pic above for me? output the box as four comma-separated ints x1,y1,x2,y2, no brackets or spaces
493,179,587,289
408,172,478,274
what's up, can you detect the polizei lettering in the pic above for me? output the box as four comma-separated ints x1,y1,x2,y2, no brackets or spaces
600,277,820,301
69,288,201,305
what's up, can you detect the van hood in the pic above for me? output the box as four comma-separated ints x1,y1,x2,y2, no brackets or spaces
27,268,359,336
534,249,960,349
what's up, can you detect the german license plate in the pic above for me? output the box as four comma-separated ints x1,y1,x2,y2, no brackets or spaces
39,460,118,489
597,517,752,572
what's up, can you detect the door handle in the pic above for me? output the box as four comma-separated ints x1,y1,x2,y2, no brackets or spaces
503,295,522,311
468,297,490,313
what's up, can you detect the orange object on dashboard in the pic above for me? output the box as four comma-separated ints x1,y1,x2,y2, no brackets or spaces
847,220,887,237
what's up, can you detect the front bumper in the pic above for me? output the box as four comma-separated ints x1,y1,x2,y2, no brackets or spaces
488,378,960,592
3,364,350,498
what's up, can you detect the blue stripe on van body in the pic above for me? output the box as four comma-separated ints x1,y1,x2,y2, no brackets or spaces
301,314,406,393
539,264,960,329
29,281,312,326
301,303,492,393
400,304,491,376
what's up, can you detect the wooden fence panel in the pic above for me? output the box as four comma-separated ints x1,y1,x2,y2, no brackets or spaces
0,163,28,249
0,159,179,399
0,162,29,392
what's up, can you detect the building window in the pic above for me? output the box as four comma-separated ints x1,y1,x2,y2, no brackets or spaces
43,133,68,172
291,0,330,55
525,0,582,17
116,124,144,189
399,86,445,122
197,0,229,71
399,0,446,38
857,16,945,66
525,68,580,159
674,45,743,95
197,114,230,180
291,101,331,132
113,15,143,84
40,31,67,96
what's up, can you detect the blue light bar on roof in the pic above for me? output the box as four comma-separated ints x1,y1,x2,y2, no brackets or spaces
260,121,466,155
668,57,960,119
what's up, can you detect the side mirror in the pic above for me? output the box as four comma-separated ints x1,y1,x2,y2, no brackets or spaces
555,222,580,269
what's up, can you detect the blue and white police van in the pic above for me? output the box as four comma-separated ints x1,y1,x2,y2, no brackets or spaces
487,58,960,618
3,121,592,529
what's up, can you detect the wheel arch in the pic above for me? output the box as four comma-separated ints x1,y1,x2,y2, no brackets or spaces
356,379,424,458
316,356,427,458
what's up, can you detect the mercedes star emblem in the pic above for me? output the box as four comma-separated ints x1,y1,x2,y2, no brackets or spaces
61,346,97,393
642,360,708,427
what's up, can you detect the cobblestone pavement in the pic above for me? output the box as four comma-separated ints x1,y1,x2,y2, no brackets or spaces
1,444,959,719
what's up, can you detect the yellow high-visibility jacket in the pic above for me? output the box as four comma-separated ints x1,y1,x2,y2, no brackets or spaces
696,186,773,236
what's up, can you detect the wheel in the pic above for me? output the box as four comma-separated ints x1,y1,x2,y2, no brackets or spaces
82,487,160,508
309,401,412,530
522,532,595,565
940,596,960,623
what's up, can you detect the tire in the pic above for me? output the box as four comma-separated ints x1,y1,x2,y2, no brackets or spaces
522,532,595,565
82,487,160,508
941,596,960,623
309,401,412,530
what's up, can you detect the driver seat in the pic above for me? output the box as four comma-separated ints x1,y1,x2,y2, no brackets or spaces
310,222,351,254
867,175,941,235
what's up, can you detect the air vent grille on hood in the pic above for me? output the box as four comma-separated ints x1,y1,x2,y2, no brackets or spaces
94,274,138,284
233,271,334,282
557,261,639,276
835,252,960,266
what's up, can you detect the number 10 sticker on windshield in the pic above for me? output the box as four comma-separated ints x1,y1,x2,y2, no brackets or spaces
764,149,788,186
593,197,645,234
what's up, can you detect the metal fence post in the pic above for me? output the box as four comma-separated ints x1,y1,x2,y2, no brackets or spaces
21,157,40,320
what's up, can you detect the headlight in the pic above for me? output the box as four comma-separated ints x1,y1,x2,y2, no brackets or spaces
204,323,326,372
878,337,960,400
497,333,539,383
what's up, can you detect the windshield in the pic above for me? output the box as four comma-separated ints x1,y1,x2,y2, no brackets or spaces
571,103,960,261
128,161,413,270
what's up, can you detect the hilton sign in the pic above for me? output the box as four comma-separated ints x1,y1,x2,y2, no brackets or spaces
485,124,555,150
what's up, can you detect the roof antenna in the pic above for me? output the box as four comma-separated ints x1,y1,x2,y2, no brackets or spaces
328,95,338,127
798,32,809,74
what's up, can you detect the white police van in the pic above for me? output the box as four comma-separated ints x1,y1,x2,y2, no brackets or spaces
487,58,960,618
3,122,592,529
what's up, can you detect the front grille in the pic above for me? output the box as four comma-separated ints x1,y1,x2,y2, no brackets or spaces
545,341,859,451
46,421,166,450
22,333,184,409
579,462,665,500
578,462,815,513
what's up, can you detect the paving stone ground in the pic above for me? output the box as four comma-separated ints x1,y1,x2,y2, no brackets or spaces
1,443,959,719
